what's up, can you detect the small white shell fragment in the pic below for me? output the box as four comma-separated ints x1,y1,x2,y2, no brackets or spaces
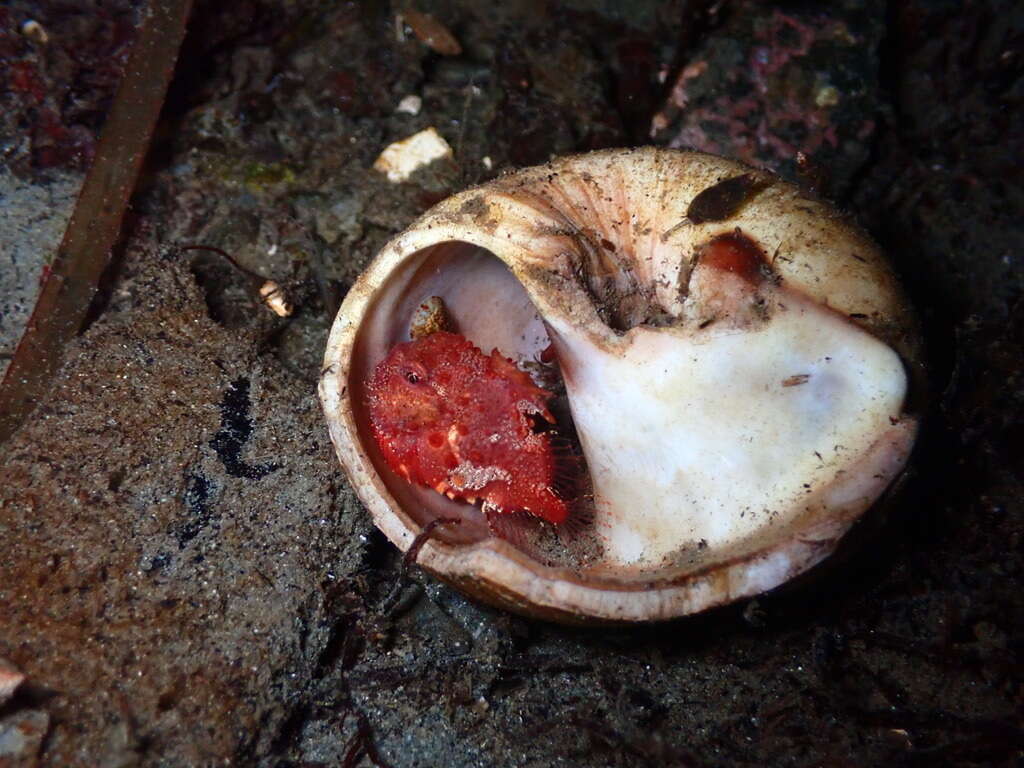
815,84,840,108
396,95,422,116
373,127,453,183
0,658,24,705
20,20,49,45
259,280,292,317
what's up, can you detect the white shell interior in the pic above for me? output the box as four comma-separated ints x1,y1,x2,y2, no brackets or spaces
550,276,907,567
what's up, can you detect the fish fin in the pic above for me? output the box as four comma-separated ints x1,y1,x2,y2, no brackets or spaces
484,505,538,553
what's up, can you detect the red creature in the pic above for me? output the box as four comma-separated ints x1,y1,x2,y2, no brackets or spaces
365,331,569,525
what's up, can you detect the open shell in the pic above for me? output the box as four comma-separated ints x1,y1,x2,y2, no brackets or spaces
320,148,920,623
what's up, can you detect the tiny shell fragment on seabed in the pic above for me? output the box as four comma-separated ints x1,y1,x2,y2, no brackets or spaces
396,94,422,115
399,9,462,56
0,659,24,705
373,127,453,183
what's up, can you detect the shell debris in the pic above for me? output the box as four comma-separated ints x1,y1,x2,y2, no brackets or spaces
0,657,25,705
20,20,49,45
396,94,422,116
373,127,453,183
399,9,462,56
258,280,293,317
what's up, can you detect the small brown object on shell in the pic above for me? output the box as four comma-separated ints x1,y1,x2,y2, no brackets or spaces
409,296,454,338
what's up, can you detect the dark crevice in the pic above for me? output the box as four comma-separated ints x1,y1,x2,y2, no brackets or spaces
268,701,311,756
210,377,279,479
173,471,215,548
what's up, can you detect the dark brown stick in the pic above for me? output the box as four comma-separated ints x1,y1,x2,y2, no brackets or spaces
0,0,195,443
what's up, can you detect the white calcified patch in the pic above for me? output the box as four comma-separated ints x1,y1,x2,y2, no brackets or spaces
549,285,908,567
449,461,511,491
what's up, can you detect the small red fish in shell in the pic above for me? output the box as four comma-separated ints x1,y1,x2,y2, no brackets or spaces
365,331,570,525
